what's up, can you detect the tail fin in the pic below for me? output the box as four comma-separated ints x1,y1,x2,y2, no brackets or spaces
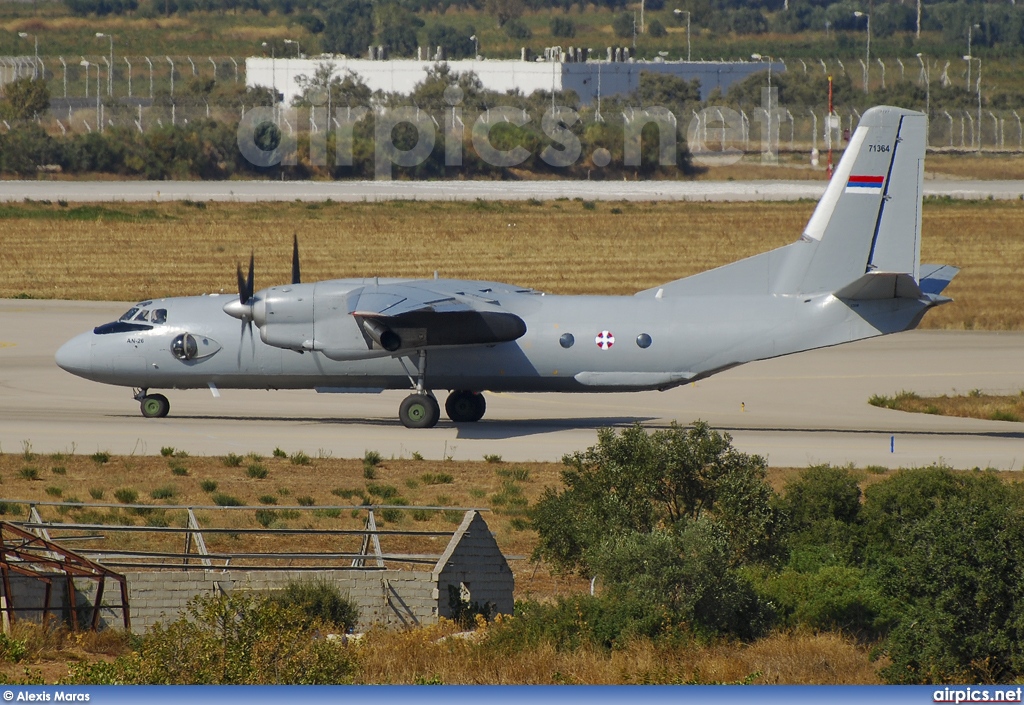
775,105,926,295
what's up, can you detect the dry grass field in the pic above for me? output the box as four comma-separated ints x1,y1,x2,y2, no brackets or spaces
870,389,1024,423
1,198,1021,329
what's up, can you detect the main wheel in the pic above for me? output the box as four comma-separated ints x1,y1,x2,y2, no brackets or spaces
445,390,486,423
399,394,440,429
140,393,170,418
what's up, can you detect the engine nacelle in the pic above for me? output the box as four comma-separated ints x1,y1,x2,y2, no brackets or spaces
258,284,315,351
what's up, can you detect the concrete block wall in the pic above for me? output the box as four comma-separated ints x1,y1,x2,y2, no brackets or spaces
11,512,512,634
72,567,439,634
5,573,70,624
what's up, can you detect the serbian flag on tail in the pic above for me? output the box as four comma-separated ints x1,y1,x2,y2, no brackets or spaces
846,174,885,194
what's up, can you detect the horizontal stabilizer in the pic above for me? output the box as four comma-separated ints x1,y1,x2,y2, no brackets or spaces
919,264,960,295
834,272,923,300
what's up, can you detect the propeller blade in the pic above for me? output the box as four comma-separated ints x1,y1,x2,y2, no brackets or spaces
291,234,301,285
246,252,255,302
236,262,247,305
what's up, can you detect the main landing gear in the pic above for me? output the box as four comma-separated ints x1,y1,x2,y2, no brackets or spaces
135,389,170,418
397,351,486,428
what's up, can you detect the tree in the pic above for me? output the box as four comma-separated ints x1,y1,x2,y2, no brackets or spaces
612,11,634,39
550,16,576,38
1,78,50,121
532,421,782,577
531,422,780,640
648,18,666,37
426,24,476,60
322,0,374,57
376,1,424,57
485,0,524,27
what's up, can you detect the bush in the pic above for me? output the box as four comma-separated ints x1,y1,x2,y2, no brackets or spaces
503,19,531,40
290,451,311,466
247,463,268,479
550,16,576,38
612,12,634,39
150,486,176,500
113,488,138,504
211,493,245,507
200,480,218,492
90,451,111,464
223,453,243,467
647,18,666,37
74,593,357,684
269,580,360,632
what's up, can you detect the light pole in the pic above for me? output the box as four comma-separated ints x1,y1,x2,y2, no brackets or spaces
96,33,113,96
80,59,100,128
262,42,276,105
470,34,478,58
59,56,66,98
964,55,981,149
853,11,870,94
674,10,691,61
124,56,132,97
916,53,930,122
752,53,774,160
209,57,217,81
284,39,300,58
966,23,980,91
18,32,39,79
166,56,175,96
145,56,153,98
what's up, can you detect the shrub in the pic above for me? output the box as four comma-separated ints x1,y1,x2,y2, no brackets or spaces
51,466,67,475
550,16,576,38
496,466,530,482
258,495,277,505
91,451,111,464
113,488,138,504
150,486,176,500
483,454,503,464
273,447,287,458
269,580,360,632
290,451,311,466
88,488,104,500
223,453,243,467
381,508,404,523
211,493,245,507
296,496,315,506
160,446,175,457
19,467,39,480
255,509,277,527
44,486,62,497
247,464,268,479
199,480,218,493
421,472,453,485
170,465,189,476
72,593,356,684
366,483,399,501
648,18,666,37
503,18,531,40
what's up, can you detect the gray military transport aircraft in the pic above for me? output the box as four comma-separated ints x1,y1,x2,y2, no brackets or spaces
56,106,958,428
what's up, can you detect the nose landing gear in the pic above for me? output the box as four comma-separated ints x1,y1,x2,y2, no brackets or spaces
134,389,170,418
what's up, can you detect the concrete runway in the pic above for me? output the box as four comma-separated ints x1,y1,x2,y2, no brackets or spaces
3,299,1022,469
2,179,1024,202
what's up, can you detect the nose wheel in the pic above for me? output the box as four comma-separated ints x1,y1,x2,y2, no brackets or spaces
139,392,170,418
445,390,486,423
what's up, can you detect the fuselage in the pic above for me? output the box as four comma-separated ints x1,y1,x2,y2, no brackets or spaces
55,276,932,395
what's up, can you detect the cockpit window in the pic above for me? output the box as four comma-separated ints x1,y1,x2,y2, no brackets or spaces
133,310,150,321
152,309,167,324
119,307,140,321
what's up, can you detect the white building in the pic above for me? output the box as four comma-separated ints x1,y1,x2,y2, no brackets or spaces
244,55,781,106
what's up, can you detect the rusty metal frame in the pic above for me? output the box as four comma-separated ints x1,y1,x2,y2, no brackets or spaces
0,522,130,631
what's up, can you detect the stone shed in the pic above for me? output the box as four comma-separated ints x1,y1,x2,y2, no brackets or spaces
1,510,513,634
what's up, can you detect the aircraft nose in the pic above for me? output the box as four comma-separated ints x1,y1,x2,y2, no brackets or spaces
55,333,93,376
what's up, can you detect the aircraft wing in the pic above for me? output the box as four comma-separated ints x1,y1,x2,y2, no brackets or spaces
348,282,527,351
